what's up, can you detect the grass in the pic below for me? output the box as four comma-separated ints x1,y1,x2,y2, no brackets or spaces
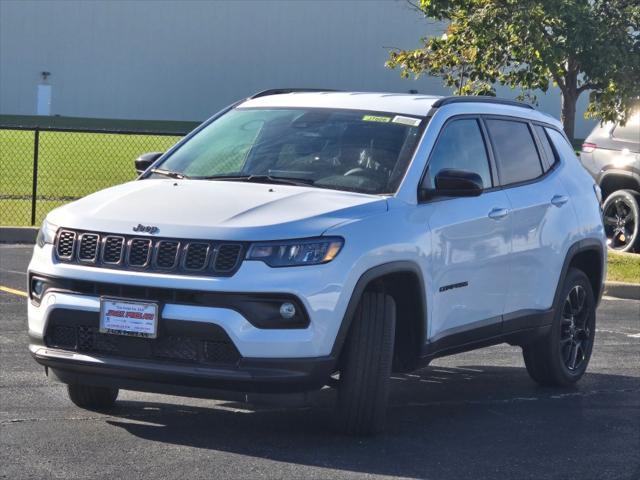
607,251,640,284
1,128,183,225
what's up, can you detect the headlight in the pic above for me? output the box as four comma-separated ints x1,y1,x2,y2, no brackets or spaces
246,237,344,267
36,218,59,247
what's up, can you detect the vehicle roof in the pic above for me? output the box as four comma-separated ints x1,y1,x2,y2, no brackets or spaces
237,91,561,127
238,91,441,117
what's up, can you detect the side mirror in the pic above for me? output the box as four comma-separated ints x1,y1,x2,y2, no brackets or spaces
420,168,483,199
135,152,163,175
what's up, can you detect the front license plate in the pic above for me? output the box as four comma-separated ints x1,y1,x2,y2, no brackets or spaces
100,298,158,338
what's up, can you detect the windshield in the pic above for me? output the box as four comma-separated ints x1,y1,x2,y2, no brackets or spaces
156,107,425,194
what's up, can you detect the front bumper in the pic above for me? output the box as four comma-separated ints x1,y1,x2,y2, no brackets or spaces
27,243,352,394
29,307,337,394
30,342,335,394
28,243,354,359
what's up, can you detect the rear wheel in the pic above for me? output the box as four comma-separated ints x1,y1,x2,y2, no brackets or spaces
335,291,395,435
67,384,119,410
602,189,640,252
523,268,596,386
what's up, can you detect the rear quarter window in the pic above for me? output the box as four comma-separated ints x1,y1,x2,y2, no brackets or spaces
533,124,559,172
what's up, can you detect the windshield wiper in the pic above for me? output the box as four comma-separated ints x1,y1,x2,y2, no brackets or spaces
149,168,188,179
201,174,315,187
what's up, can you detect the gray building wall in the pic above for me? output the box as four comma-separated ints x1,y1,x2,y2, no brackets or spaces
0,0,595,137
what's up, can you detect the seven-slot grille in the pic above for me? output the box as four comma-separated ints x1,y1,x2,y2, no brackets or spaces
55,229,244,276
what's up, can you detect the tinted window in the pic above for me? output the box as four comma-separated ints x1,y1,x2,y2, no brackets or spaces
486,119,543,185
546,128,579,164
613,114,640,144
533,124,558,172
424,118,492,190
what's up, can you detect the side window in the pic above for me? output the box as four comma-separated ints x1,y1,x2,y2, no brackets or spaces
533,124,558,172
546,128,579,163
612,114,640,143
424,118,492,190
485,119,543,185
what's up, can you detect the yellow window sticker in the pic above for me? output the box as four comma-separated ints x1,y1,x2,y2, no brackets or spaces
392,115,422,127
362,115,391,123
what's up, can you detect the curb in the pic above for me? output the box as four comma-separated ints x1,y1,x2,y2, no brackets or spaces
604,282,640,301
0,227,38,244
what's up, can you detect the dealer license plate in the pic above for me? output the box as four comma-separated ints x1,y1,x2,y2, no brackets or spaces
99,298,158,338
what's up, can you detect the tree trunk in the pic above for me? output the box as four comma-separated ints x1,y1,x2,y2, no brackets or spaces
561,66,578,142
561,91,577,143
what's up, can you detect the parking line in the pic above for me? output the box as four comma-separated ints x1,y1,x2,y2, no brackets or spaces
0,285,27,297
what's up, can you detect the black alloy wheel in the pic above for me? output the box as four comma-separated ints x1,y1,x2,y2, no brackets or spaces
560,285,592,372
602,190,639,252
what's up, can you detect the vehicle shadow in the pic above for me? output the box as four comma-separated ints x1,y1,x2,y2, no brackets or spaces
104,365,639,479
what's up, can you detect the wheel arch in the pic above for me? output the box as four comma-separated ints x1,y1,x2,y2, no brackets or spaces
598,170,640,200
331,261,427,371
554,239,606,308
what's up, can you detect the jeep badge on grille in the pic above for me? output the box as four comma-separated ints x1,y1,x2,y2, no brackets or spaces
133,224,159,234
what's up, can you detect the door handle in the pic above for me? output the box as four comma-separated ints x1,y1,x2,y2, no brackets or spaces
551,194,569,207
488,207,509,220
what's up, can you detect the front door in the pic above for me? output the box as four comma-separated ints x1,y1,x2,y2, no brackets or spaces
420,117,512,344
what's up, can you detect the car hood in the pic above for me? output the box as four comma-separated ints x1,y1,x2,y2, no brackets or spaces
47,179,388,240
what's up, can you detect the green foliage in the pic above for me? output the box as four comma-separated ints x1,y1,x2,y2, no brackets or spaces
387,0,640,138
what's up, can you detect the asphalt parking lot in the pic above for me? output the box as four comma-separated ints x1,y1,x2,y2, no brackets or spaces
1,244,639,480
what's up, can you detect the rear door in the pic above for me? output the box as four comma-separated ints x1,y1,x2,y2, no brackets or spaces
484,118,577,326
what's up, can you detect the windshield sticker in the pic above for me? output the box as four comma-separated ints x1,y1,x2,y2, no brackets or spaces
362,115,391,123
392,115,422,127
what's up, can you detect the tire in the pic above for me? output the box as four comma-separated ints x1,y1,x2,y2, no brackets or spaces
602,189,640,253
67,384,119,410
522,268,596,386
335,291,396,436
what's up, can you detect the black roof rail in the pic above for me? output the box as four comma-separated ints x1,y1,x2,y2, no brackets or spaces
249,88,340,99
431,96,535,110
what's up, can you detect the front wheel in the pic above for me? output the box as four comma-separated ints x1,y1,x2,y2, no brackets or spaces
334,291,396,435
523,268,596,386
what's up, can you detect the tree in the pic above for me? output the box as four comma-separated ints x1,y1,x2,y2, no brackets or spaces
386,0,640,141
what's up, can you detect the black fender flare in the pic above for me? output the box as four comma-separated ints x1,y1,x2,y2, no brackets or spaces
553,238,606,308
330,261,427,359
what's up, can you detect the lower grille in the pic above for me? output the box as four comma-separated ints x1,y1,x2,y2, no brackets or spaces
45,315,241,366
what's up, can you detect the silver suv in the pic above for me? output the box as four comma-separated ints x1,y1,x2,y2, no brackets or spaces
580,113,640,252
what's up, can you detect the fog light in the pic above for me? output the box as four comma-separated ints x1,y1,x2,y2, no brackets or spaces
279,302,296,319
32,279,45,297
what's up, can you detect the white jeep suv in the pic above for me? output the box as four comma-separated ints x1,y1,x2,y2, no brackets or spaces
28,90,606,434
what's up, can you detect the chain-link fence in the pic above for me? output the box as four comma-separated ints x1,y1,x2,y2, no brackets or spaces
1,126,185,226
